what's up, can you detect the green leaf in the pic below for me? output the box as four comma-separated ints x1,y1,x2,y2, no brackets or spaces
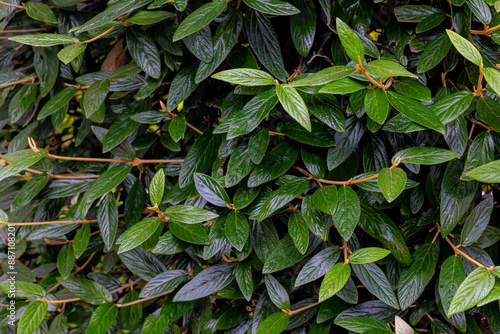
212,69,276,86
118,217,162,253
58,277,112,304
83,79,110,118
127,26,161,79
74,0,152,32
174,263,236,301
163,205,218,224
276,85,311,131
225,211,249,251
359,204,411,265
290,0,315,56
283,119,336,147
393,78,432,103
364,88,390,124
153,231,189,255
265,274,290,309
348,247,391,264
194,173,230,207
415,12,446,33
9,84,37,123
319,78,367,95
477,96,500,132
11,173,50,212
86,163,133,203
311,185,338,215
336,18,364,63
236,260,253,301
0,281,45,299
288,212,309,254
440,155,478,236
483,68,500,96
295,247,341,286
227,90,279,138
248,141,299,187
335,317,391,333
246,9,286,82
98,192,119,250
417,32,452,73
439,256,466,316
9,34,78,46
392,147,459,165
169,221,210,245
319,262,351,302
34,46,57,97
18,301,48,334
256,312,290,334
446,30,483,66
248,128,269,164
257,177,309,222
397,242,439,309
173,0,226,41
466,0,491,25
58,42,87,65
351,263,399,309
377,167,407,203
57,243,75,278
288,66,356,87
25,2,57,23
243,0,300,16
150,169,165,207
38,87,76,119
0,149,48,182
179,130,221,187
167,62,200,111
364,59,417,79
461,197,494,246
431,90,473,124
73,224,90,259
448,267,495,315
467,160,500,183
333,186,360,241
387,92,445,133
263,234,321,273
302,195,327,240
127,10,175,25
140,270,188,297
86,302,118,334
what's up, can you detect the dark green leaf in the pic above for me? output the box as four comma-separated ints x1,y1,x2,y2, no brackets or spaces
173,0,227,41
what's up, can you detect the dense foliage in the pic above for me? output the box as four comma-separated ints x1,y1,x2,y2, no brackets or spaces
0,0,499,333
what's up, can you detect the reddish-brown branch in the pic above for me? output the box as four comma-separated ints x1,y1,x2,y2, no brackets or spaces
0,1,24,9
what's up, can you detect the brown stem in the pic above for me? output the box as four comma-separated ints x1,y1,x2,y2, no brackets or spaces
64,83,90,90
222,254,239,262
160,101,204,135
355,56,385,90
473,64,486,96
444,235,493,270
4,219,97,226
39,297,80,304
80,26,116,44
110,278,142,294
0,1,24,9
116,289,173,308
0,76,37,88
24,167,99,179
269,131,286,136
282,300,323,315
342,239,349,264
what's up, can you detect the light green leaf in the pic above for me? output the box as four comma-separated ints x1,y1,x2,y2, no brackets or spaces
319,262,351,302
348,247,391,264
336,18,364,63
446,30,483,66
225,211,249,251
467,160,500,183
276,85,311,131
173,0,227,41
118,217,162,253
212,69,276,86
377,167,407,202
150,169,165,206
364,59,417,79
9,34,78,46
18,301,48,334
448,267,495,315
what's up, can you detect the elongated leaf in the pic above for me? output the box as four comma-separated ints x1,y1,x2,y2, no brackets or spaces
173,0,226,41
118,217,162,253
86,302,118,334
448,267,495,315
212,69,276,86
163,205,218,224
364,59,417,79
467,160,500,183
18,301,48,334
446,30,482,66
439,256,466,316
58,277,112,304
243,0,299,15
333,186,360,241
86,164,132,203
174,263,236,301
348,247,391,264
194,173,230,207
256,312,289,334
150,169,165,207
9,33,78,46
336,18,364,63
392,147,459,165
319,262,351,302
387,92,445,133
225,211,249,251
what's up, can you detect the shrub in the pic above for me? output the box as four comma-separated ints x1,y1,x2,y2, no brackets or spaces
0,0,499,333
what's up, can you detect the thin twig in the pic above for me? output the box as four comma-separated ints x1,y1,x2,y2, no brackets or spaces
81,26,116,44
0,1,24,9
444,232,494,270
116,289,173,308
282,300,322,315
0,76,37,89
